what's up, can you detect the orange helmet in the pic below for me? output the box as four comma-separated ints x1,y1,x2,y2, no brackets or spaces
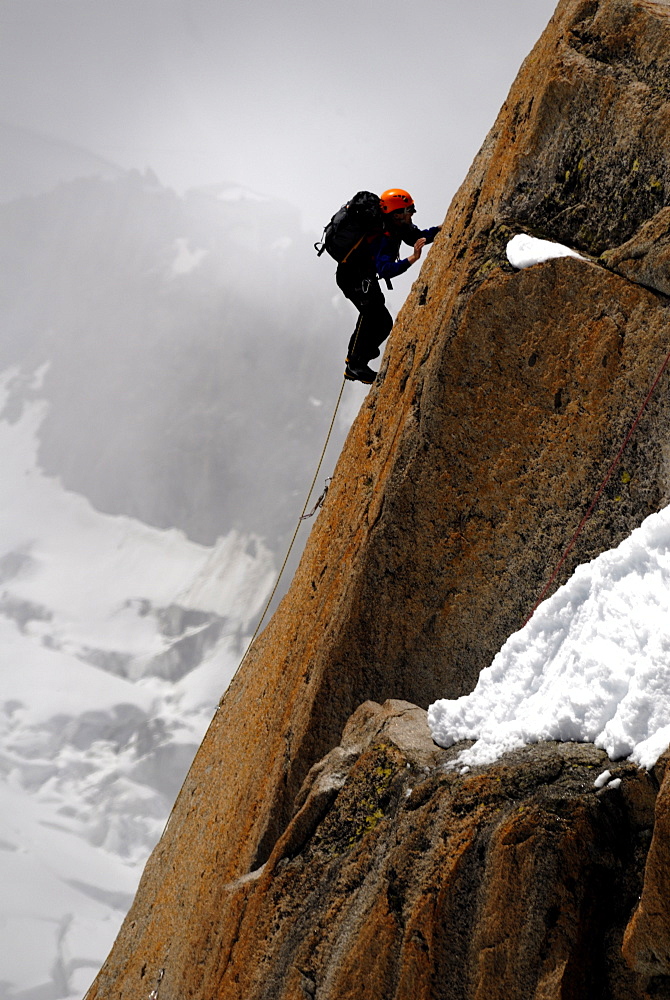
380,188,414,214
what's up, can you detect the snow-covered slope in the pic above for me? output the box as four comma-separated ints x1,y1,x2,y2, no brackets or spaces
0,371,274,1000
0,165,361,999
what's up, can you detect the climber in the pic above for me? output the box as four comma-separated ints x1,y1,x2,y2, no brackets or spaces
337,189,441,384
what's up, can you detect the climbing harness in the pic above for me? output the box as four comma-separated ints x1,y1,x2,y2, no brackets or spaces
524,337,670,627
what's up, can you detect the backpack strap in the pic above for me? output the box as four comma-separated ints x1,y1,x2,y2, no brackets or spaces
340,233,366,264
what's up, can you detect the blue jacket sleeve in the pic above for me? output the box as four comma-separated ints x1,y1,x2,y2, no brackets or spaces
401,224,441,246
414,225,441,244
373,224,441,280
374,236,412,280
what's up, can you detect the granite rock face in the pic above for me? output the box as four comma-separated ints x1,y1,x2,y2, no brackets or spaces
87,0,670,997
623,755,670,980
167,702,664,1000
601,207,670,296
92,701,668,999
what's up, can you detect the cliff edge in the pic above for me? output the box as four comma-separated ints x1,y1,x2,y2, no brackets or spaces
87,0,670,996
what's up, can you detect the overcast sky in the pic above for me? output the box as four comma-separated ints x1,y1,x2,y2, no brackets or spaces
0,0,557,231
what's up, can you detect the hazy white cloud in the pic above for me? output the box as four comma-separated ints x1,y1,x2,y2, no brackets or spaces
0,0,557,229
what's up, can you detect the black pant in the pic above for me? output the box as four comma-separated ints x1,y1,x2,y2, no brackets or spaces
336,265,393,364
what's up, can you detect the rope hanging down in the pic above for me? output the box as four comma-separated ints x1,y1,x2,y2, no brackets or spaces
153,378,346,844
230,308,367,682
524,338,670,627
235,376,347,674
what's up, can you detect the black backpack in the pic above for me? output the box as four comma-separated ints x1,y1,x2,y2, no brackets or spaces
315,191,383,263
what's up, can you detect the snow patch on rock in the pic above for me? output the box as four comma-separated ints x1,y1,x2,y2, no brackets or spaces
506,233,585,269
429,504,670,770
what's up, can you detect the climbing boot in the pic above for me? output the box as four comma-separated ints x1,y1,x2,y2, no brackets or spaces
344,359,377,384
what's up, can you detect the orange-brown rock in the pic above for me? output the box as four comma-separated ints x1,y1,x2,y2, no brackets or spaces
623,752,670,979
602,207,670,296
87,0,670,997
109,701,661,999
211,702,658,1000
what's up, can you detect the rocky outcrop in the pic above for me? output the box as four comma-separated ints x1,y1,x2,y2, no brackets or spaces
182,702,667,1000
87,0,670,997
623,754,670,979
601,207,670,296
95,700,666,999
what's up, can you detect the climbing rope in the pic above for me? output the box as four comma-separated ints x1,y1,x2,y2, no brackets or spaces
153,377,348,844
233,304,371,672
523,338,670,627
233,376,347,675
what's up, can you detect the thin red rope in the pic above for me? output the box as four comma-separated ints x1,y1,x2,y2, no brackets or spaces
523,340,670,628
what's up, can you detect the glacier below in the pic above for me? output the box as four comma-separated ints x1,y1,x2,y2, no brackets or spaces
0,368,275,1000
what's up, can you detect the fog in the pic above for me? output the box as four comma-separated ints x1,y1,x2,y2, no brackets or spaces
0,2,561,996
0,0,559,550
0,0,557,229
0,171,350,549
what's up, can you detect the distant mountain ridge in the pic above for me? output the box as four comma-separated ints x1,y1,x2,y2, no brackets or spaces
0,142,355,1000
0,169,350,549
0,119,125,202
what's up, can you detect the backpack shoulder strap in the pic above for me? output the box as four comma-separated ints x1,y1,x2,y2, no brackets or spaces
339,233,366,264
